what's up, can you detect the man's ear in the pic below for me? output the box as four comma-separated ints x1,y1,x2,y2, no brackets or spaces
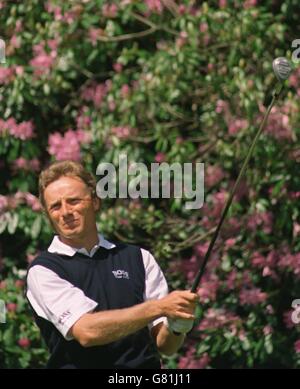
93,196,101,212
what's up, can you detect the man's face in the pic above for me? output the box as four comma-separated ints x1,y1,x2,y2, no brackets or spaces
44,176,100,241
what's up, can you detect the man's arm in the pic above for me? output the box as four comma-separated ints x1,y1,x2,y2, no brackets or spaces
151,322,186,356
69,290,197,348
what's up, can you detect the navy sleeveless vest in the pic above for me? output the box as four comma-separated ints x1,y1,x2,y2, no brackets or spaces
26,242,161,369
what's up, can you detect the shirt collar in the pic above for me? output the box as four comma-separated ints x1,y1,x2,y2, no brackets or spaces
48,233,116,257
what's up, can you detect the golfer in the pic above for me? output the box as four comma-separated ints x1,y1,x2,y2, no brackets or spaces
26,160,198,369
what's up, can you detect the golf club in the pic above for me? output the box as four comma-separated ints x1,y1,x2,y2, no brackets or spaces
190,57,293,293
169,57,293,335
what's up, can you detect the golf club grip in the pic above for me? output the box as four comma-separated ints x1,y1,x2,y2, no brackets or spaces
190,86,283,294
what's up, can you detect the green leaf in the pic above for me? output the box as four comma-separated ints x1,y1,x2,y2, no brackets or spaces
7,213,19,234
31,215,42,239
0,214,8,234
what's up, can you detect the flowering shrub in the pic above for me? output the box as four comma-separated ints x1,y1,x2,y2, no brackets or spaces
1,0,300,368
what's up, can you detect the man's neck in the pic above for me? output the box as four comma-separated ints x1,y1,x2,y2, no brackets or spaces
59,231,100,252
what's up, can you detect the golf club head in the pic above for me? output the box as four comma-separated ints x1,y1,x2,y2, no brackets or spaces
272,57,292,81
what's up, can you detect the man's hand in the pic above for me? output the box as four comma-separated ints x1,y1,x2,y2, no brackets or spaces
151,290,198,355
158,290,198,320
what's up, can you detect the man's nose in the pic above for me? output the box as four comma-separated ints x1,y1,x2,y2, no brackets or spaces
61,200,72,215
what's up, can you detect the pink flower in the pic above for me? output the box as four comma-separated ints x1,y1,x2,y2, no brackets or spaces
247,211,273,234
178,344,211,369
13,157,28,170
202,34,210,46
197,278,219,302
30,51,56,77
81,82,107,108
199,22,208,33
145,0,164,14
226,269,238,290
0,281,7,289
178,5,187,14
108,100,116,111
88,28,103,46
6,195,19,210
261,106,294,142
176,31,188,48
102,3,118,18
4,119,35,140
294,340,300,353
178,255,200,283
15,66,24,76
215,99,228,114
25,193,42,211
29,158,41,171
15,280,25,288
0,67,15,84
76,110,91,131
75,129,92,144
113,63,123,73
197,353,211,369
265,305,274,315
293,222,300,238
111,126,137,140
0,195,9,213
119,218,129,226
239,288,268,305
263,325,273,335
228,118,248,136
154,152,166,163
12,157,40,173
277,250,300,277
121,84,130,98
283,310,294,329
18,338,31,348
225,238,236,248
289,191,300,200
7,303,17,312
205,165,225,188
10,35,21,49
202,189,228,219
15,19,23,33
48,129,88,161
197,308,240,331
244,0,257,8
219,0,227,7
251,252,265,267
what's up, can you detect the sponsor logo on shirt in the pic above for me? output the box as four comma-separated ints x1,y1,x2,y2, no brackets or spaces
112,270,129,279
58,310,71,325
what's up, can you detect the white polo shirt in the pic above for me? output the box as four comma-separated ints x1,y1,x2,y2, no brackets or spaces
26,234,168,340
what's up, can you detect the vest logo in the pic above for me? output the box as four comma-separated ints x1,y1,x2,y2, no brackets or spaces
112,270,129,279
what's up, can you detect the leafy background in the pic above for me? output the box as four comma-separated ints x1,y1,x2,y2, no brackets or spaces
0,0,300,368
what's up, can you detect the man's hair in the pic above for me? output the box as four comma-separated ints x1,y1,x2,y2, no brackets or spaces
39,160,97,209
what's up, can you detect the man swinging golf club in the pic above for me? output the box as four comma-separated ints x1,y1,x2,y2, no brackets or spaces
26,160,197,369
26,57,292,368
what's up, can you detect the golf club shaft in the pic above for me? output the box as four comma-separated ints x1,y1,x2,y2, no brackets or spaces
190,85,283,293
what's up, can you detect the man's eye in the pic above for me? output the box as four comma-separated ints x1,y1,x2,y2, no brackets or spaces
69,199,81,205
50,204,60,210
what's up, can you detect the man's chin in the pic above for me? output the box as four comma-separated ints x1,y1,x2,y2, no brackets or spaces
59,227,82,239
